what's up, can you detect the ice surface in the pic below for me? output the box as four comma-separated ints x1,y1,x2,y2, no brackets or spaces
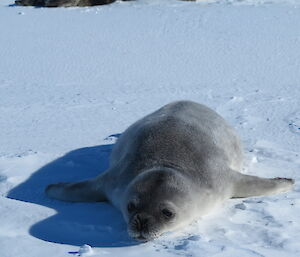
0,0,300,257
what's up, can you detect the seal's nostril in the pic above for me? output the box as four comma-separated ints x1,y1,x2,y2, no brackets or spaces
135,217,141,231
136,214,141,221
141,218,148,229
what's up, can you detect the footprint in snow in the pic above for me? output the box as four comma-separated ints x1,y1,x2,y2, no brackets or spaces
287,112,300,134
288,120,300,134
0,175,7,183
235,203,247,210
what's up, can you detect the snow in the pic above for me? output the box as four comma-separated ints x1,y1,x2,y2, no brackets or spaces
0,0,300,257
76,244,94,256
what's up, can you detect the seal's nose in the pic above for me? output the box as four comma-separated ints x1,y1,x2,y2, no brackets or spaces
135,213,149,231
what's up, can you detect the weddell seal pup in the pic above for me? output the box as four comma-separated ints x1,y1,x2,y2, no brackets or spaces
46,100,294,241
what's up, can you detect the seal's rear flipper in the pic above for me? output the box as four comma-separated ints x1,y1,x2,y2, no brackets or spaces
45,177,107,202
231,173,294,198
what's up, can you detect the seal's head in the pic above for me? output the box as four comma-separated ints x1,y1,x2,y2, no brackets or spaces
122,168,194,241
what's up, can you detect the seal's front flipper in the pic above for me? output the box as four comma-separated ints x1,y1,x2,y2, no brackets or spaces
45,177,107,202
232,173,294,198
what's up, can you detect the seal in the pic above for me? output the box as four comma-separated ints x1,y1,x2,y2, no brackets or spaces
15,0,127,7
46,100,294,241
15,0,192,7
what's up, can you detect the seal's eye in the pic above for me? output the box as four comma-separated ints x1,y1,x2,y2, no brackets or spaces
161,208,173,218
127,202,136,213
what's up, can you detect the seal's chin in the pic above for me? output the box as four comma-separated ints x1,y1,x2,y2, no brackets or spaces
128,227,160,243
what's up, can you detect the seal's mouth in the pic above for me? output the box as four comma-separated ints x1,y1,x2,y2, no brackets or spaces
128,227,157,242
133,235,149,242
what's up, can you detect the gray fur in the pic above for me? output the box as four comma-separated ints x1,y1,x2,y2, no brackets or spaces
46,101,294,240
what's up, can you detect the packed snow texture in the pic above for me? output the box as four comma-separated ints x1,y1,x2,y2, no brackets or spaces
0,0,300,257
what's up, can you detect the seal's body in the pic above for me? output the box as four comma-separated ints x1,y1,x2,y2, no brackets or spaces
46,101,294,241
15,0,118,7
15,0,192,7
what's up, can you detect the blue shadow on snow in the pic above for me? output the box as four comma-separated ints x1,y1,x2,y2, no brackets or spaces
7,134,140,247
